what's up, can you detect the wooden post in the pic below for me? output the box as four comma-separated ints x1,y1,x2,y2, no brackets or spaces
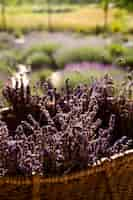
32,175,40,200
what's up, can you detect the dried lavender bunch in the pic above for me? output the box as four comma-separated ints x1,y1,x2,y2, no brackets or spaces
0,74,132,176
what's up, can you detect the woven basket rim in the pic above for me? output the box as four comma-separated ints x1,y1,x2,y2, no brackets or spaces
0,149,132,186
40,149,133,184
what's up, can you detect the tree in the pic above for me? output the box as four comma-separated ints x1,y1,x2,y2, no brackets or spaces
119,0,133,10
102,0,110,30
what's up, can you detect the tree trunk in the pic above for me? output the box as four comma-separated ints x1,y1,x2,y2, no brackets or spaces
47,0,52,32
104,0,109,30
1,0,6,31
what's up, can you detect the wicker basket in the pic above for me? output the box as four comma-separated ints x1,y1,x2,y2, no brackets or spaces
0,150,132,200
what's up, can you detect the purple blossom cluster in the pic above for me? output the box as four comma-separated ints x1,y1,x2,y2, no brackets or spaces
65,62,114,72
0,75,132,176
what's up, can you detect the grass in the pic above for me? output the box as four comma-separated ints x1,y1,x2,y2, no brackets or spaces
0,4,131,35
0,4,132,35
49,67,126,89
30,68,54,88
0,5,117,34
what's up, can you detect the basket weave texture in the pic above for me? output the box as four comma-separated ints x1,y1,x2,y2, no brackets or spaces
0,150,132,200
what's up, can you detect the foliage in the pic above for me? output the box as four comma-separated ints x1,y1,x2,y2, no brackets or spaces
115,48,133,68
115,0,133,10
26,52,51,69
116,55,133,68
53,65,125,88
22,43,60,58
0,41,132,74
13,29,23,38
0,50,20,72
60,70,106,88
107,43,126,57
56,47,112,68
110,9,128,33
31,68,53,83
22,43,60,69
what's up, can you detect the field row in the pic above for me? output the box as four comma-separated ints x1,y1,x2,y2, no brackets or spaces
0,5,132,34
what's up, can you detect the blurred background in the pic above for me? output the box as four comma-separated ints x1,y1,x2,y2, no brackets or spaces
0,0,133,89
